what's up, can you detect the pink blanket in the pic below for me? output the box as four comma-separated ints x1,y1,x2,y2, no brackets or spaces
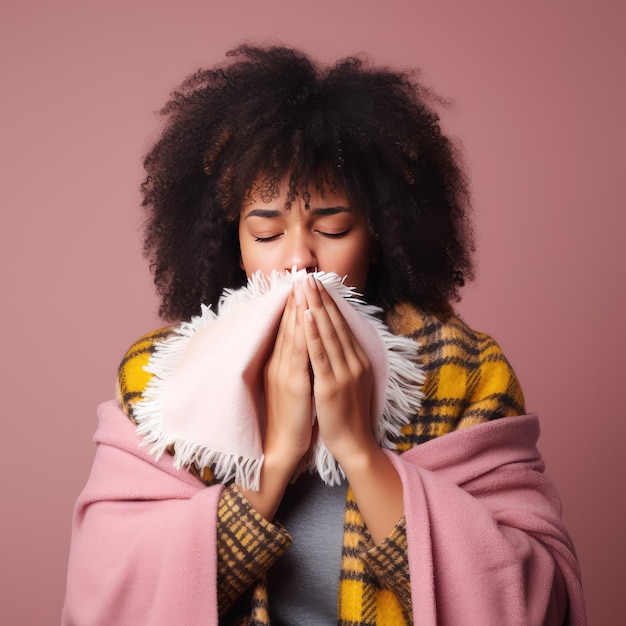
63,401,585,625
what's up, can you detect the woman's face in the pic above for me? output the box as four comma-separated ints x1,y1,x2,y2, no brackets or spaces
239,179,375,292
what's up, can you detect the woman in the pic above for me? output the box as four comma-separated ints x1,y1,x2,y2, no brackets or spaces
63,45,585,625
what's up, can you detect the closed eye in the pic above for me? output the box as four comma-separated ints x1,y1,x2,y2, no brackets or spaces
316,229,351,239
254,234,282,243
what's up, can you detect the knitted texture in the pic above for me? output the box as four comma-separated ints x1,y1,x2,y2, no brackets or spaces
117,304,525,624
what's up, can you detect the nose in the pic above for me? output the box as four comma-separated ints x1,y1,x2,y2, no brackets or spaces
283,231,317,274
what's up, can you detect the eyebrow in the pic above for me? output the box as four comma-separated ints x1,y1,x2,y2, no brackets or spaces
244,206,352,219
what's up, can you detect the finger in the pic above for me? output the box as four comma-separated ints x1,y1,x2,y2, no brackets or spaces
273,285,295,353
303,307,333,378
315,281,371,373
303,277,346,374
317,280,359,353
288,284,310,370
303,276,357,368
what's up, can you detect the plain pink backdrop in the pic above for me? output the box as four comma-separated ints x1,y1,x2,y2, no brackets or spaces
2,1,624,623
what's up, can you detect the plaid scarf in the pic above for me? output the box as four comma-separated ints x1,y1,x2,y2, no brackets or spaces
117,303,525,624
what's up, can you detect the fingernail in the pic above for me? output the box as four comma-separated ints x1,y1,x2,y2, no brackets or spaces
307,274,317,289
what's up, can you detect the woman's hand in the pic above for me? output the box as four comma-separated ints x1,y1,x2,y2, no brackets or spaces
239,285,312,521
263,284,313,463
301,274,375,461
302,274,404,544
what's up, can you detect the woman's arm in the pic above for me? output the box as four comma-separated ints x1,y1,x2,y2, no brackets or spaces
238,286,313,519
302,275,404,544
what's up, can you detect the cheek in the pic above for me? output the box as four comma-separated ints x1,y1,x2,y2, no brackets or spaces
239,244,276,277
240,248,258,277
328,243,372,290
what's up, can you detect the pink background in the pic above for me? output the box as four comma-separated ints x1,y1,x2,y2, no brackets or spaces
2,1,624,623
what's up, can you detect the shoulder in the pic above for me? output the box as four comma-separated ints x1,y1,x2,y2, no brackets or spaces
116,327,176,420
386,302,512,369
387,304,525,443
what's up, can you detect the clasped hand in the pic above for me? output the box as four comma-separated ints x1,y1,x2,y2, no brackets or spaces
263,274,375,472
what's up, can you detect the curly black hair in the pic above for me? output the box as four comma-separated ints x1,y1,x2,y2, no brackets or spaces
142,45,474,321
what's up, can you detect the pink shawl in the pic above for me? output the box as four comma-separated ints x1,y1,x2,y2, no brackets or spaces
62,401,586,625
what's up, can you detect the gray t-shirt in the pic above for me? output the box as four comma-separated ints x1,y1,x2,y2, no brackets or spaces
267,472,348,625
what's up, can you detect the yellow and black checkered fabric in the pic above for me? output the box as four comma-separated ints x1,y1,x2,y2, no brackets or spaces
116,304,525,624
216,487,291,623
116,326,175,420
387,303,525,450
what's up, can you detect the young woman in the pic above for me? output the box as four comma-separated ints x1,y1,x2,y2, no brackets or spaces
63,46,585,625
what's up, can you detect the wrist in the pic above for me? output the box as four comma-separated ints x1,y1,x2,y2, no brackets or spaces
336,443,404,544
238,451,299,522
331,438,385,476
324,431,380,471
263,430,310,468
262,446,302,479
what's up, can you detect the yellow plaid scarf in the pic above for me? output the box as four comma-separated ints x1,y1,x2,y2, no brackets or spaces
117,303,524,624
